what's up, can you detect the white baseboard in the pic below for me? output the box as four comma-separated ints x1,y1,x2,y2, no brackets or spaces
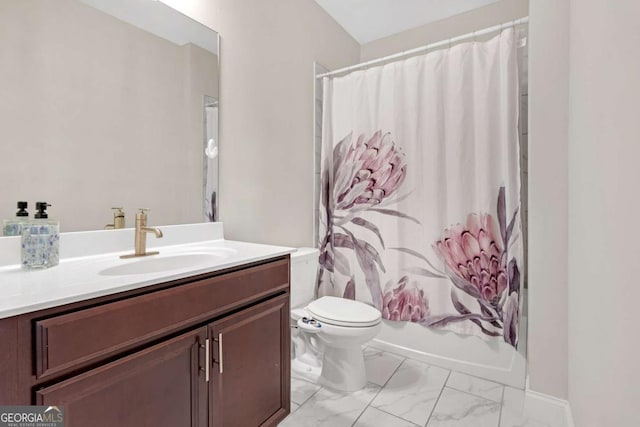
526,389,574,427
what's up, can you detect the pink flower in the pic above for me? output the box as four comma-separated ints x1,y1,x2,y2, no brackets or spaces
334,131,407,210
382,276,430,322
433,213,508,304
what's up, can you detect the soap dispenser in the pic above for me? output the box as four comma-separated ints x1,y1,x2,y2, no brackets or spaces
3,201,29,236
21,202,60,270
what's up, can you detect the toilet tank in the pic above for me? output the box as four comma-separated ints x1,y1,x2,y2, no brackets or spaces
290,248,320,308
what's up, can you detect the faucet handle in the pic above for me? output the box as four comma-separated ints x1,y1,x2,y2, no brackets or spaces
106,207,125,229
136,208,150,222
111,207,126,228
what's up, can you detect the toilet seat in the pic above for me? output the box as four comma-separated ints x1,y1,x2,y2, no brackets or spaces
307,296,381,328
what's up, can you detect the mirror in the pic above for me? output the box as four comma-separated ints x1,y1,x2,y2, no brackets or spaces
0,0,219,232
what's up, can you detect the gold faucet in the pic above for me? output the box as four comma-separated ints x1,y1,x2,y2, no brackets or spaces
120,208,163,259
105,207,126,230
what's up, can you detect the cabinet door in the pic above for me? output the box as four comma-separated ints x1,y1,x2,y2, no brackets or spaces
209,294,290,427
36,327,208,427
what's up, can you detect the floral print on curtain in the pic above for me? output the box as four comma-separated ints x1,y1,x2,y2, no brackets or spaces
318,130,522,347
318,131,410,309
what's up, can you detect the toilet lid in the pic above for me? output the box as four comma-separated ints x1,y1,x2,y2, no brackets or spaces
307,296,381,327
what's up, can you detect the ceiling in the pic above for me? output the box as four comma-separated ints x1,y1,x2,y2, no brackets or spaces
314,0,500,44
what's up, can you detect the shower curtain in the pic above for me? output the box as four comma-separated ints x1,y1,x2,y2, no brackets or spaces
318,29,523,347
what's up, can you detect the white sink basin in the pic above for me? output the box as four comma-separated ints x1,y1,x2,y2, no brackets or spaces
99,250,234,276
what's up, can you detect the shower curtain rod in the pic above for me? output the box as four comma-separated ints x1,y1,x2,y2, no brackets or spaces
316,16,528,79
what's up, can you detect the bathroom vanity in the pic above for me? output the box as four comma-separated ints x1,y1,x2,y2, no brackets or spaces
0,223,293,427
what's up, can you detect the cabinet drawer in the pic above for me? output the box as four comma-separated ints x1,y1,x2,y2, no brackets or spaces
35,258,289,379
36,327,207,427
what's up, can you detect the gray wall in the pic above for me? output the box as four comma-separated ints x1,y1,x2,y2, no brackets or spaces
528,0,570,399
568,1,640,424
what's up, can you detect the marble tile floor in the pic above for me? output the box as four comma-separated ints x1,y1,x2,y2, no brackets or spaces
279,347,569,427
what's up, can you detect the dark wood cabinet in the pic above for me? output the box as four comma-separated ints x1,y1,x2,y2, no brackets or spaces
209,294,290,427
36,328,208,427
0,256,291,427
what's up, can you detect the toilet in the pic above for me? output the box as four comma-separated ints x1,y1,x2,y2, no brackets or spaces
290,248,382,392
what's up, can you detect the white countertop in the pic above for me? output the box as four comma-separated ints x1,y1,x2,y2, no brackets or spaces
0,223,294,319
